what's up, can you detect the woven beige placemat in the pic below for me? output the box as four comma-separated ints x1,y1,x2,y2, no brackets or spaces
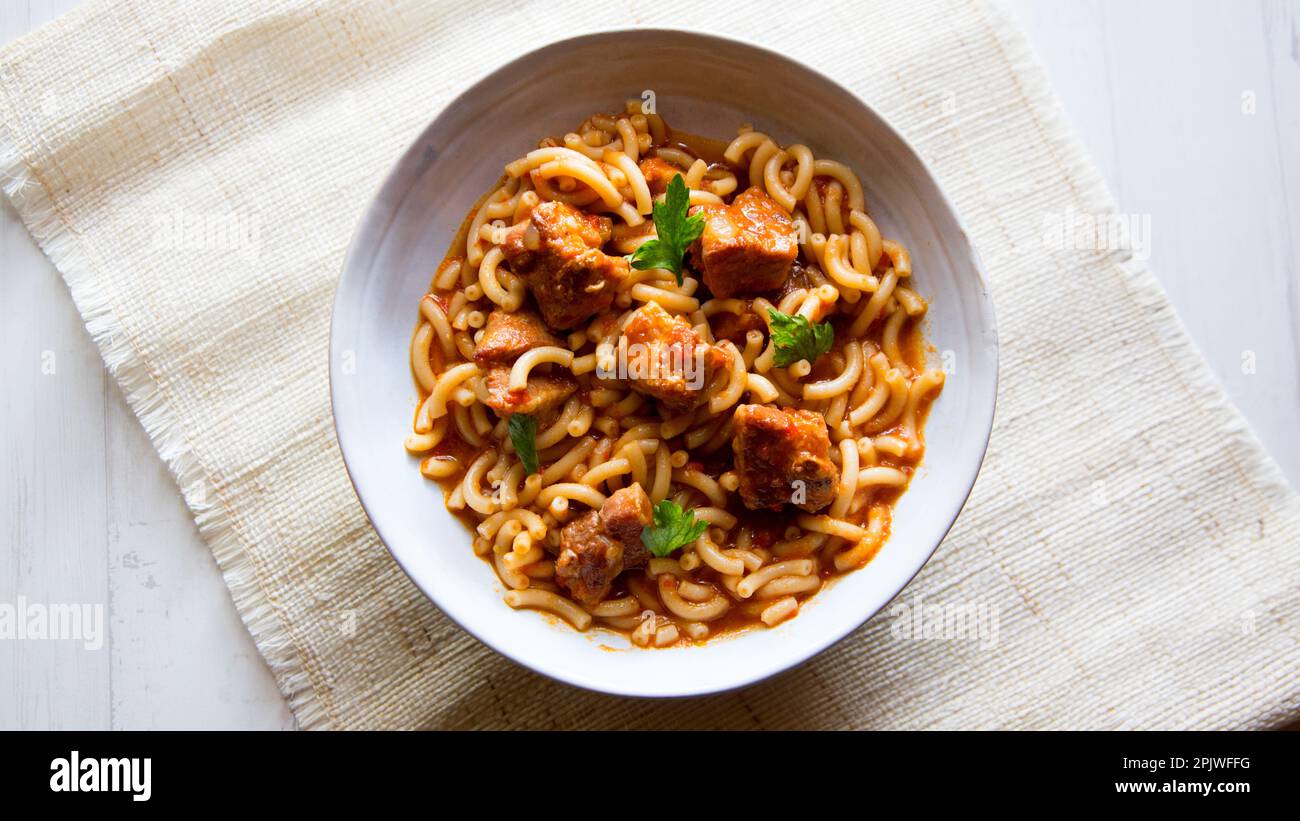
3,0,1297,729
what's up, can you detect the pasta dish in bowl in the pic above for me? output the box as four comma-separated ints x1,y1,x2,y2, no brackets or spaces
406,104,946,647
331,29,997,695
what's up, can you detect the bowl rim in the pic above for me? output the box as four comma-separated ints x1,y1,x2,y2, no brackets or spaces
329,25,1000,698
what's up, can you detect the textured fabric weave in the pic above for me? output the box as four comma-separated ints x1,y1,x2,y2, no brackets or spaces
2,0,1297,729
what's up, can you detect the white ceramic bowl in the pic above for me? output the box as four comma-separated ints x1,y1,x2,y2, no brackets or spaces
330,29,998,697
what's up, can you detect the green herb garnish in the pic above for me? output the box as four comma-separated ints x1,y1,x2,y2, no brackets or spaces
768,308,834,368
640,500,708,558
630,174,705,285
508,414,539,474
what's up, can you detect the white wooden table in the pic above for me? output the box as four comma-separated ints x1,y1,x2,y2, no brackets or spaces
2,0,1296,729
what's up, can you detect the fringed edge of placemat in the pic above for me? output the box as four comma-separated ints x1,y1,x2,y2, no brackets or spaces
0,107,331,730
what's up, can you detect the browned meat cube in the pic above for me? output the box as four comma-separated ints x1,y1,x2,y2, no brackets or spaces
555,511,623,606
502,201,629,329
620,301,733,411
732,404,837,513
474,309,562,366
600,484,653,570
638,155,681,196
554,482,654,604
483,367,576,417
692,187,798,298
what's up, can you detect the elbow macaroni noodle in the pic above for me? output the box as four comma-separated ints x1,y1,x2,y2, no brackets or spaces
406,103,945,647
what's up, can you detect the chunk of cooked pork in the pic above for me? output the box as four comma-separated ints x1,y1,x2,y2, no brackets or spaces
598,484,653,571
483,367,576,417
554,512,621,606
501,201,629,329
474,309,562,366
731,403,837,513
555,484,655,605
692,187,798,298
619,301,732,411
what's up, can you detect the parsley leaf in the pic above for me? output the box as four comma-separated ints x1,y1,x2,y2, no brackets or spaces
640,500,709,558
508,414,539,474
630,173,705,285
768,308,834,368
